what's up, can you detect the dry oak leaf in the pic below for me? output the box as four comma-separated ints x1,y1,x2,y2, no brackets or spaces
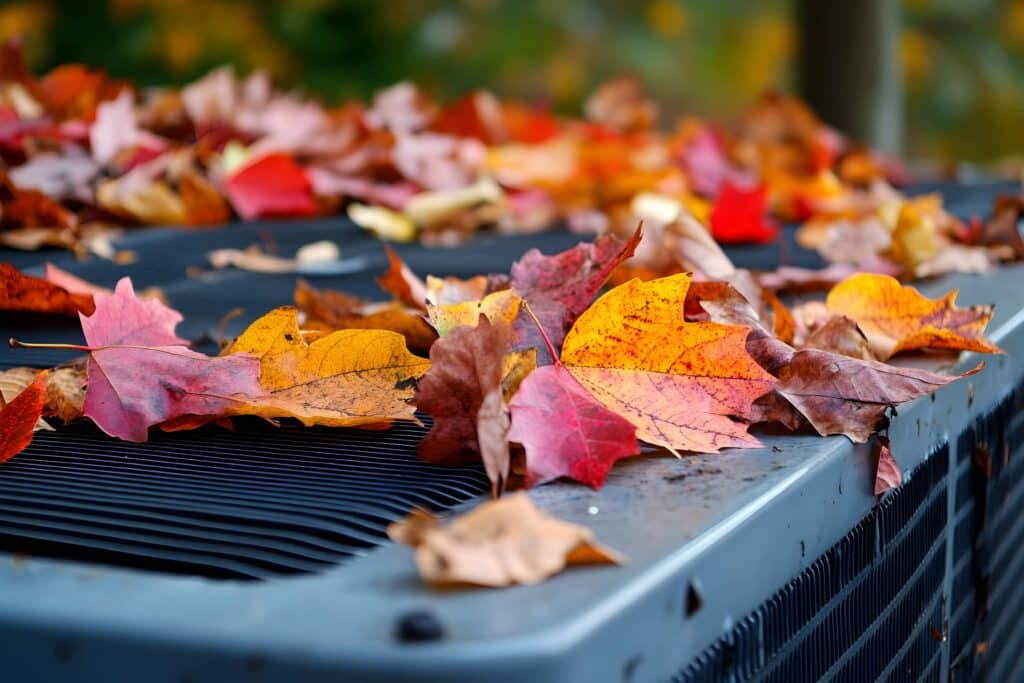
427,289,522,336
561,274,776,454
0,370,46,464
1,262,95,316
826,274,1002,360
227,307,430,427
387,492,622,588
508,310,640,488
875,437,902,496
415,316,511,495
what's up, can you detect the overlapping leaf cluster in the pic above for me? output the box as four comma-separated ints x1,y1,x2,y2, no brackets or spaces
2,220,1001,494
0,213,1007,587
1,42,1019,275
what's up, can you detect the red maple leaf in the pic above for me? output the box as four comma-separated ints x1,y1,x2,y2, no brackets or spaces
0,370,46,464
709,182,779,244
508,306,640,488
224,153,319,221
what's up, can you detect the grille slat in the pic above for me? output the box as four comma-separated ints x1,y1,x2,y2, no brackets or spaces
0,422,490,579
0,499,371,558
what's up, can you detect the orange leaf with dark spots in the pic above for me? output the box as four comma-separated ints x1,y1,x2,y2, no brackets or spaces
0,370,46,463
561,274,776,454
826,273,1002,359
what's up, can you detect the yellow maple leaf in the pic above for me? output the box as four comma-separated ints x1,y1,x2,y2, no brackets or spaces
227,307,431,427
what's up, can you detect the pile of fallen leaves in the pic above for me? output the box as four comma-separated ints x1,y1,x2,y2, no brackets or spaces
0,38,1020,277
0,211,1003,586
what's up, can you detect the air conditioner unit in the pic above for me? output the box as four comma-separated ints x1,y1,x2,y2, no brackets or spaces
2,183,1021,682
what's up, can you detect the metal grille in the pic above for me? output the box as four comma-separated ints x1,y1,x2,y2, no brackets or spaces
0,419,489,580
951,389,1024,681
674,444,949,683
675,387,1024,683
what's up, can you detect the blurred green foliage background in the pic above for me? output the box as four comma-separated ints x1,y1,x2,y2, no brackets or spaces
1,0,1021,164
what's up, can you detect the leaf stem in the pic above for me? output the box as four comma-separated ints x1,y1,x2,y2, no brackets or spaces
9,338,91,352
521,301,562,367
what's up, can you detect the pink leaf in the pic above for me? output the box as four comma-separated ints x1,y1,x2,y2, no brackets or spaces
80,278,187,347
44,262,110,298
682,129,753,197
84,345,261,442
874,437,902,495
89,90,166,165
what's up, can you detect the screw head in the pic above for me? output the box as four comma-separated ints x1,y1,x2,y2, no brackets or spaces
395,610,444,643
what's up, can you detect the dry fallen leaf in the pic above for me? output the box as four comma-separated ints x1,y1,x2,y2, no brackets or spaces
875,437,901,495
0,367,53,431
692,280,984,442
208,241,345,274
294,279,436,355
387,492,622,587
41,366,86,423
228,307,430,427
799,315,875,360
426,289,521,336
1,262,96,316
561,274,776,454
415,316,511,495
377,245,429,309
826,273,1002,360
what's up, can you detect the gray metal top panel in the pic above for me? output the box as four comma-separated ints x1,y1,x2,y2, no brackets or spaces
2,256,1022,682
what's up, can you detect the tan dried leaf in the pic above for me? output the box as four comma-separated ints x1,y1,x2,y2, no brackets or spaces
387,492,622,588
